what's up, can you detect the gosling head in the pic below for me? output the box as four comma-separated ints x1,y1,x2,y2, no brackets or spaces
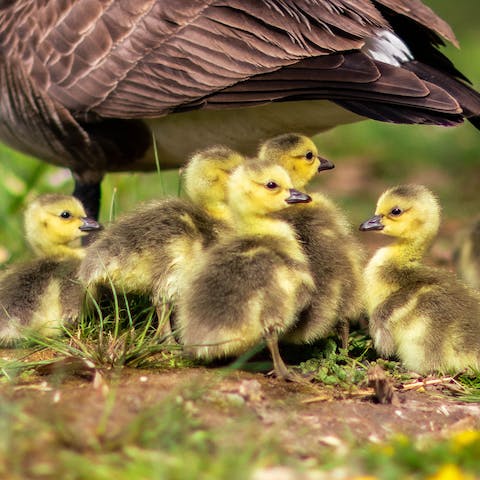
24,194,101,258
359,185,441,244
183,146,245,221
258,133,334,188
228,162,311,221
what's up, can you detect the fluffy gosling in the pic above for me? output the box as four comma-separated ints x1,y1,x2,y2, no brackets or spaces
258,133,334,188
360,185,480,373
261,133,365,347
0,194,100,344
79,146,244,330
177,161,315,381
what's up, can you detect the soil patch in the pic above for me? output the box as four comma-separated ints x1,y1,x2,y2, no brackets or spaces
3,365,479,454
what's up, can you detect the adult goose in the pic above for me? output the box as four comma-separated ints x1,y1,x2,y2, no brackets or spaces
0,0,479,217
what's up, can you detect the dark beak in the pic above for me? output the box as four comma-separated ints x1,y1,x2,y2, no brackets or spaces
359,215,384,231
79,217,102,232
318,156,335,172
285,189,312,204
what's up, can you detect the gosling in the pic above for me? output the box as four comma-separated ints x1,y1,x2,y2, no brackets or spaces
261,133,365,347
360,185,480,374
177,161,315,381
79,146,244,330
0,194,100,344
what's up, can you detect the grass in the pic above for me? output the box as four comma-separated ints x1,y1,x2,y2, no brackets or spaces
455,371,480,403
354,432,480,480
0,293,185,381
298,334,372,388
0,388,292,480
68,292,178,369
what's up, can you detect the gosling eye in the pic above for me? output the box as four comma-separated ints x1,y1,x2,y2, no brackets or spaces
390,207,403,217
305,151,314,161
60,211,72,219
265,181,279,190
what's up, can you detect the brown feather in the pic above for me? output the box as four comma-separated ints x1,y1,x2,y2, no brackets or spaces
0,0,477,197
374,0,458,47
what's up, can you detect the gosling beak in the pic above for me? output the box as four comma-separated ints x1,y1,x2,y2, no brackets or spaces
285,189,312,204
317,156,335,172
359,215,384,231
79,217,102,232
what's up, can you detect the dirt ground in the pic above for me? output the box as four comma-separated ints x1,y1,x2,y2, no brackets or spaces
3,361,480,454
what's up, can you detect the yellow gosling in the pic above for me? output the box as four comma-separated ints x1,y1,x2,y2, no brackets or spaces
79,147,244,330
260,133,364,346
278,193,365,347
184,145,245,223
24,194,99,260
0,194,100,344
360,184,480,373
177,161,315,381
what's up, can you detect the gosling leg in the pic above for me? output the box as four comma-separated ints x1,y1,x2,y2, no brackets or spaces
265,332,307,383
338,318,350,350
155,300,177,343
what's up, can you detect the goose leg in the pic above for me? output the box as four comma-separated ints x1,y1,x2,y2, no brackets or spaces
72,174,102,221
73,175,103,246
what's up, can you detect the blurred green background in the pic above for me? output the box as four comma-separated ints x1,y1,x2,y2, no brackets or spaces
0,0,478,263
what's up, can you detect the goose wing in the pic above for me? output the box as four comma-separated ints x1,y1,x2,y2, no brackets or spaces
0,0,465,120
0,0,478,184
